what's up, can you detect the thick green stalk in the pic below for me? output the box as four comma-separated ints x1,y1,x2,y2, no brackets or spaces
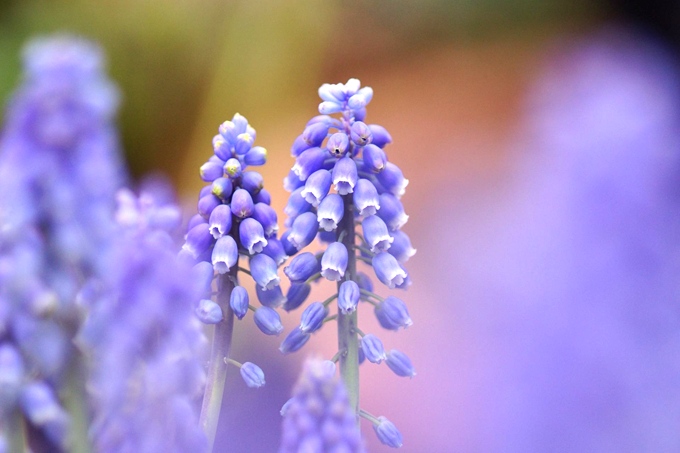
199,269,236,452
7,409,26,453
337,193,360,423
62,355,92,453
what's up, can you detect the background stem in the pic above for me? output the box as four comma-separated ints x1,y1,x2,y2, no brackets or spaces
199,268,236,452
337,193,360,424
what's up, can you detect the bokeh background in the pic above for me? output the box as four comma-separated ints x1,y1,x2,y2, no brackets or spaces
2,0,680,451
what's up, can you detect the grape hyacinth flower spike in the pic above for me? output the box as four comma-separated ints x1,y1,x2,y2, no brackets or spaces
0,35,125,450
280,358,366,452
182,114,283,452
280,79,414,447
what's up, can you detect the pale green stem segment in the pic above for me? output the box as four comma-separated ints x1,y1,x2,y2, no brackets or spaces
8,409,26,453
323,314,338,324
224,358,242,368
337,194,360,424
355,245,374,257
359,288,384,303
322,293,338,307
305,272,322,285
63,355,93,453
357,255,372,265
199,269,237,453
359,409,380,426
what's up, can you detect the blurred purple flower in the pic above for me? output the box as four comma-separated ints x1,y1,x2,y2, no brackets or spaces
280,359,366,453
0,35,124,448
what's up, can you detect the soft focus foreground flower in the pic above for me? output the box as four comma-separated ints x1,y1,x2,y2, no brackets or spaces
0,35,124,448
279,359,366,453
280,79,414,447
83,189,207,453
419,29,680,452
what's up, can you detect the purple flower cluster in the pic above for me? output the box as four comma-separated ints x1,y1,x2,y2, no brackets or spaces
82,188,207,453
185,114,283,451
182,112,283,350
280,359,366,453
279,79,415,447
0,35,124,448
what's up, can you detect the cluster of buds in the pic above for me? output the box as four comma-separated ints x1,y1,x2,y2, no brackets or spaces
279,79,415,448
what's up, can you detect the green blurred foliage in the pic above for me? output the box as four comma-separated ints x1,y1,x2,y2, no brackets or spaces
0,0,598,181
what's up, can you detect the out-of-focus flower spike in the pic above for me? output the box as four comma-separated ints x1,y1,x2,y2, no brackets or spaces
240,362,265,388
284,283,311,312
385,349,415,378
279,327,311,354
372,252,407,289
212,235,238,274
375,296,412,330
249,253,280,290
256,284,286,309
317,193,344,231
230,286,249,320
321,242,348,281
332,156,358,195
354,179,380,216
195,299,223,324
253,306,284,336
239,218,268,254
209,204,232,239
362,215,393,253
230,188,254,218
300,302,328,334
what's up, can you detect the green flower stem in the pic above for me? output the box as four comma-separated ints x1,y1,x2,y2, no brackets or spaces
7,409,25,453
338,193,360,424
199,268,237,453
